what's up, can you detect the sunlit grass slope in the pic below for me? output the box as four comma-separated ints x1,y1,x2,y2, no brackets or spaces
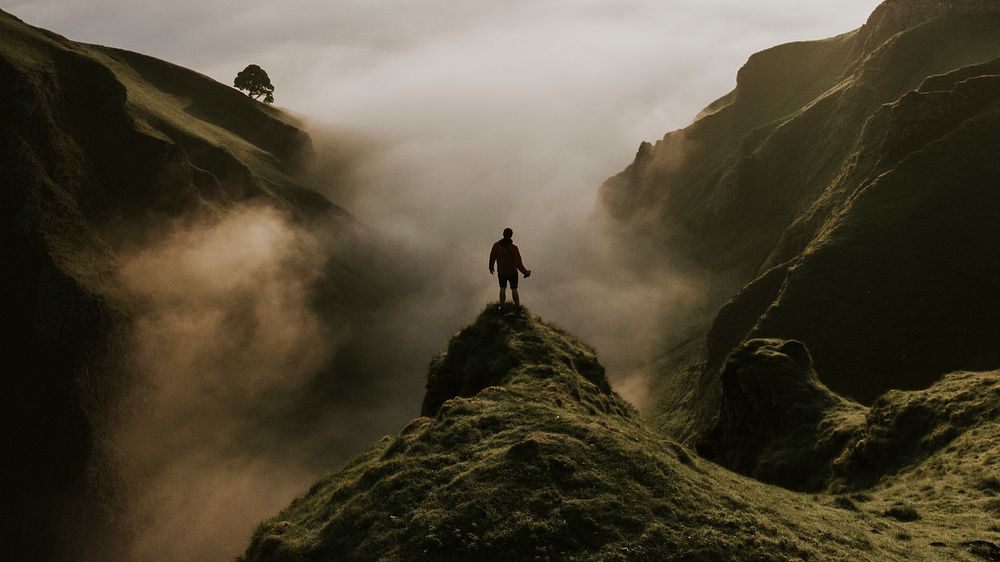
240,306,982,561
0,8,336,223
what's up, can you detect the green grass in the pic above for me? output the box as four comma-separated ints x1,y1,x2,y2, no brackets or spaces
0,8,353,303
8,4,1000,560
225,4,1000,558
83,45,311,196
0,8,331,221
698,334,1000,559
883,504,920,522
241,307,984,561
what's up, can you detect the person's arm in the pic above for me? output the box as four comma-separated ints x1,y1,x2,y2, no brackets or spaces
489,244,497,274
514,246,530,276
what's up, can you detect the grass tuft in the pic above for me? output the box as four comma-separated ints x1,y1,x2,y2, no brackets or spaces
883,504,920,522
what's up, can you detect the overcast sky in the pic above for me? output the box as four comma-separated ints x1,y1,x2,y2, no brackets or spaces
5,1,882,227
10,0,879,144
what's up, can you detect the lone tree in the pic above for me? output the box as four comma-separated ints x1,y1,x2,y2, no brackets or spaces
234,64,275,104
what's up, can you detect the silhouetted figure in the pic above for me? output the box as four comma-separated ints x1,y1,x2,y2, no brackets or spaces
489,227,531,309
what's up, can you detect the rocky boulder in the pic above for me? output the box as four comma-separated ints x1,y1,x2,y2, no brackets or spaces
698,339,865,490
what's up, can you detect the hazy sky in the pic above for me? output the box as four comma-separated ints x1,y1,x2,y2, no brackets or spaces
5,1,882,250
6,1,882,275
11,0,878,143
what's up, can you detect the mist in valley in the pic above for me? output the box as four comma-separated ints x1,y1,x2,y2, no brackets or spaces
7,1,881,559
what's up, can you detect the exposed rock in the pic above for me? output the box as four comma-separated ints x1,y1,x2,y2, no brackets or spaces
701,338,1000,496
698,339,865,490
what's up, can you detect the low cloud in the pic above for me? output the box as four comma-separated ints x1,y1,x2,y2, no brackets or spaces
107,206,341,561
118,206,334,401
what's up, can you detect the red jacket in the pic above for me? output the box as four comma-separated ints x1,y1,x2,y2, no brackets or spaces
489,239,528,275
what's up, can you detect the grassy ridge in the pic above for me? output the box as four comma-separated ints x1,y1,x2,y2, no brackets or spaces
0,8,337,223
241,307,997,561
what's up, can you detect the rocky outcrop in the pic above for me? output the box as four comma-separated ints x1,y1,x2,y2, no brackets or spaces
698,339,865,490
700,337,1000,498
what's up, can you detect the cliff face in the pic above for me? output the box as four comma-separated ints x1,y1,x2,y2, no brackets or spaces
0,10,359,559
859,0,1000,52
598,0,1000,436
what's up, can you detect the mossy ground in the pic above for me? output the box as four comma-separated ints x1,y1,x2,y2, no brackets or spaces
830,372,1000,559
700,337,1000,559
241,307,993,561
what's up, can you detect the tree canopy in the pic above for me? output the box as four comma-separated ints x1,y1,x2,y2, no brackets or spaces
234,64,275,104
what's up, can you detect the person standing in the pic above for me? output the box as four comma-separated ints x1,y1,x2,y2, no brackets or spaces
488,227,531,309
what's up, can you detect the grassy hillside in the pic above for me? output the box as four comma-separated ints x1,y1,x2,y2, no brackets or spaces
598,0,1000,439
0,10,362,560
697,337,1000,558
243,307,1000,561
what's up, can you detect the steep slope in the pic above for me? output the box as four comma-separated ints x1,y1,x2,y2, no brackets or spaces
241,307,999,561
598,0,1000,438
0,10,367,560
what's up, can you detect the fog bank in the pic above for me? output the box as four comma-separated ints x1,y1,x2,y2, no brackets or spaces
108,206,339,561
